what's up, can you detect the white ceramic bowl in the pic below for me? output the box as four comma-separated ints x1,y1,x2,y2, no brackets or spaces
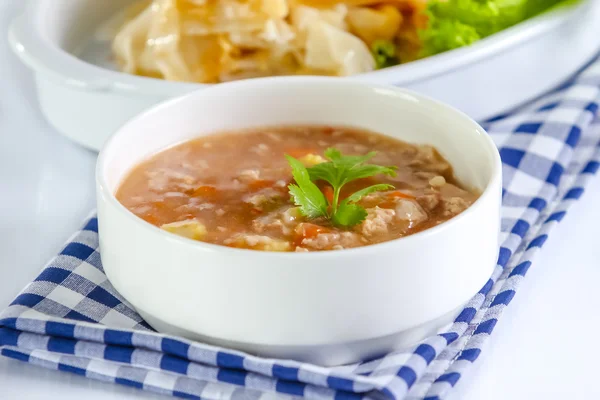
10,0,600,151
96,77,502,366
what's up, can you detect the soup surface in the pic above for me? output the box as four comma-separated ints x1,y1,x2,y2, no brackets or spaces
116,126,479,252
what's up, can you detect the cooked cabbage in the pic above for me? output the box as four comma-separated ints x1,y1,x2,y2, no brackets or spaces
110,0,425,82
304,20,374,76
109,0,572,83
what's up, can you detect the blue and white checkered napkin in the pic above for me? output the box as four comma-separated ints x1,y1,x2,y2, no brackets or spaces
2,58,600,400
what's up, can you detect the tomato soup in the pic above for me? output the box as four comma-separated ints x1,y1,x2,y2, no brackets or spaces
116,126,478,251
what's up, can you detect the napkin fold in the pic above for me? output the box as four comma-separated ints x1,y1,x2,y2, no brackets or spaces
2,58,600,400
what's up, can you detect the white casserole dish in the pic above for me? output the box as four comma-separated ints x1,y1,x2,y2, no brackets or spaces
9,0,600,151
96,77,502,366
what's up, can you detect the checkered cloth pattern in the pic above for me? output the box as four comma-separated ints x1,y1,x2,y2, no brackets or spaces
2,57,600,400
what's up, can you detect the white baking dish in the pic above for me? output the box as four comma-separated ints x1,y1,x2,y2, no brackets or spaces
9,0,600,151
96,77,502,365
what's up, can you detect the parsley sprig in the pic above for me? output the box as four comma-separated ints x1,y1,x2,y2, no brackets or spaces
286,148,397,228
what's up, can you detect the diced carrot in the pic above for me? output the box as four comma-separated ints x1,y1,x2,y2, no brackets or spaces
248,179,275,191
143,215,159,225
322,186,334,203
296,223,329,240
387,190,415,200
378,191,416,208
287,148,318,158
191,185,218,198
152,201,167,210
377,200,396,209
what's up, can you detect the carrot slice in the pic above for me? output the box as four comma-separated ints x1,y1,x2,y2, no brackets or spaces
387,190,415,200
286,148,318,158
191,185,218,198
377,200,396,209
296,223,329,240
248,179,275,191
322,186,334,203
152,201,167,210
143,215,159,225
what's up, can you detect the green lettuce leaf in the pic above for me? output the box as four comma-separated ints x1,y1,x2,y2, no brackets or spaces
420,0,580,57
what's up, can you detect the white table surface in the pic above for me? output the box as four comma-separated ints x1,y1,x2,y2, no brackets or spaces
1,1,600,399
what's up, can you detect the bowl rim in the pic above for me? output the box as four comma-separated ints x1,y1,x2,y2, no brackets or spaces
96,76,502,259
9,0,589,95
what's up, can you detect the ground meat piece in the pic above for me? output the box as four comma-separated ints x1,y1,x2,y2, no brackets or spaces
359,207,396,237
131,205,152,214
256,219,285,234
147,169,195,192
414,145,438,164
301,231,364,251
250,143,270,155
224,234,291,251
410,145,451,174
395,199,427,226
426,162,451,174
414,171,437,180
244,193,268,206
252,207,300,234
361,191,386,204
429,176,446,187
441,197,470,217
359,190,404,209
417,193,440,211
353,144,368,153
243,188,283,207
173,201,214,214
238,169,260,182
168,171,196,183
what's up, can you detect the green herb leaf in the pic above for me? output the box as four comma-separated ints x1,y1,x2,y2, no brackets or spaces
286,148,397,228
324,148,343,161
371,40,399,69
341,164,397,182
325,148,377,167
332,202,368,227
309,149,397,189
285,155,329,219
344,184,395,204
306,162,339,186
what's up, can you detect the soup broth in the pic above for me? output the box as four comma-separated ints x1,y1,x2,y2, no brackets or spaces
116,126,478,252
